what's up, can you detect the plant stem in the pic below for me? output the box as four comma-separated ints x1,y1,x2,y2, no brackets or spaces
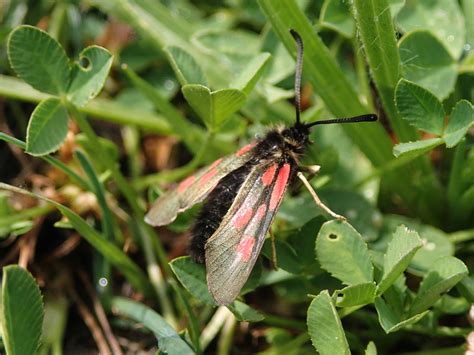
66,101,176,324
0,204,55,228
217,313,237,355
200,307,232,351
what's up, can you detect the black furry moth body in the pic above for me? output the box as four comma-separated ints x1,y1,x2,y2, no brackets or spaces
145,30,377,305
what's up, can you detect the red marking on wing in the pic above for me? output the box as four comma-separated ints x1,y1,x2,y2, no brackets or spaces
255,204,267,221
236,143,255,157
269,164,291,210
262,165,277,186
200,168,218,187
236,236,255,262
209,158,223,170
233,207,253,229
177,175,196,193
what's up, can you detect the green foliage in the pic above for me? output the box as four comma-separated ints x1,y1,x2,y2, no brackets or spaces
307,291,350,355
111,297,194,354
0,0,472,353
25,97,69,156
1,265,44,355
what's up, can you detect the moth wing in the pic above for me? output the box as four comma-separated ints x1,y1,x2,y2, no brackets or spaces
145,145,255,226
205,162,293,305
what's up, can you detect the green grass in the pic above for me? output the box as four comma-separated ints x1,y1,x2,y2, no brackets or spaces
0,0,473,354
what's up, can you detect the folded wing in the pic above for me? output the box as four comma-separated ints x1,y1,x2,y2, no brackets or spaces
205,161,293,305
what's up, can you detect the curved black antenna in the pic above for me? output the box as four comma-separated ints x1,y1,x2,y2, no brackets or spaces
290,29,303,125
305,114,378,128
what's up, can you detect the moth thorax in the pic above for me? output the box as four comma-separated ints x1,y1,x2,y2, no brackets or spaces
282,125,310,154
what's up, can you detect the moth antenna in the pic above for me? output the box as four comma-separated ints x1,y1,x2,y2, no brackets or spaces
290,29,303,126
305,114,378,128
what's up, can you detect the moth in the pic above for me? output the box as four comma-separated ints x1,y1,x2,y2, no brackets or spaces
145,30,377,305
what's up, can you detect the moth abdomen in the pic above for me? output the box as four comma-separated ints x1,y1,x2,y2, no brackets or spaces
189,163,253,263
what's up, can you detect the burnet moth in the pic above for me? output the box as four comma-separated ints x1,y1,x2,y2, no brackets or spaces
145,30,377,305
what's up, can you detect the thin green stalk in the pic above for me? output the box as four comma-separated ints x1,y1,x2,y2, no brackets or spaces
66,102,144,215
137,222,177,328
448,139,467,225
0,204,55,228
449,229,474,244
262,313,306,331
122,64,205,153
217,313,237,355
0,75,172,133
200,307,232,351
353,36,374,111
48,2,68,40
122,126,142,180
65,102,176,323
0,132,90,190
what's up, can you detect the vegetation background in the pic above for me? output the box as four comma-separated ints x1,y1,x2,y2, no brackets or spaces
0,0,473,354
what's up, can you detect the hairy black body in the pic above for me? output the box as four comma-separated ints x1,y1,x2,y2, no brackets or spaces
189,163,254,263
189,125,310,263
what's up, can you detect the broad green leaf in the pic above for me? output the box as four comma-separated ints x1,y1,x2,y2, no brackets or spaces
334,282,377,307
460,51,474,74
230,53,271,95
182,84,246,131
41,293,68,353
377,225,423,295
463,0,474,48
352,0,416,142
365,341,377,355
165,46,207,86
393,138,444,158
169,256,214,305
91,0,231,87
7,25,70,95
193,30,260,56
307,291,350,355
438,295,471,315
0,74,172,134
26,98,69,156
399,30,457,100
259,0,397,170
397,0,466,59
443,100,474,148
262,239,301,274
227,300,265,322
121,65,203,153
409,256,468,315
1,265,44,355
388,0,405,17
287,217,325,272
259,83,294,104
67,46,113,107
380,215,454,273
395,79,445,135
320,0,354,38
316,221,373,285
374,297,428,333
111,297,194,354
169,281,201,353
0,183,151,296
457,277,474,303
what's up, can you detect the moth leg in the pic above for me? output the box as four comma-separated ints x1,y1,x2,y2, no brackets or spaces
304,164,321,176
297,171,346,221
290,165,321,193
269,228,278,270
